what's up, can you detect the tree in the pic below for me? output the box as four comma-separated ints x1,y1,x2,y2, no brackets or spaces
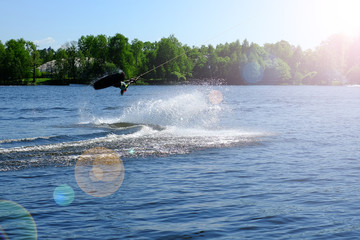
139,41,158,79
182,45,194,79
0,41,5,84
108,33,134,76
54,48,68,83
155,36,178,79
289,46,303,73
239,43,266,84
242,39,250,55
190,45,213,80
207,44,218,79
78,35,96,78
242,61,264,84
347,36,360,69
263,57,291,84
2,33,359,86
188,46,205,79
26,42,42,83
63,41,80,81
3,38,31,84
155,35,189,81
131,38,144,75
229,40,242,61
264,40,293,63
312,34,350,84
94,35,108,65
225,40,243,84
298,49,316,75
346,65,360,84
39,47,55,63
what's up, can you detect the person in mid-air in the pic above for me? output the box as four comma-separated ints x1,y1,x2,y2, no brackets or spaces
119,78,136,95
93,71,136,95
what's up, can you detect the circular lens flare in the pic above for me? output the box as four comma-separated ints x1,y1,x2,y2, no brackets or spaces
208,90,223,104
53,184,75,206
75,147,125,197
0,200,37,240
242,62,264,84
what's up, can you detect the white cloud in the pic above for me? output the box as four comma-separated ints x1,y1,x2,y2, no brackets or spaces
34,37,57,49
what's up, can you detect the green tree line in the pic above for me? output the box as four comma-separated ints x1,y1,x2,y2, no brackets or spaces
1,33,360,85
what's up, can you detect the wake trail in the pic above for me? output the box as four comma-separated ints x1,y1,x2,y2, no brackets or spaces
0,88,271,171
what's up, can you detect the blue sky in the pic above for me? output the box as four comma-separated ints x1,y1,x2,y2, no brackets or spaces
1,0,359,50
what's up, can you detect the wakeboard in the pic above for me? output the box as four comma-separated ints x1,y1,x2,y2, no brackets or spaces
93,72,125,90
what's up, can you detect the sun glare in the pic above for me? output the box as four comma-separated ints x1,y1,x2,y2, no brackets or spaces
320,0,360,37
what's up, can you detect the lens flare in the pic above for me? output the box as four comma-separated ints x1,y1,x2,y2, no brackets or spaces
0,226,8,240
242,62,264,84
75,147,125,197
0,200,37,240
128,148,135,155
90,166,104,181
208,90,223,104
53,184,75,206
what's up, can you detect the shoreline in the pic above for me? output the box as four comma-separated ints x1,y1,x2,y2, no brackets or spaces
0,78,350,87
0,83,353,87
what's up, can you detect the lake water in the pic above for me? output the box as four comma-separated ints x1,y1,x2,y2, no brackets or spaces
0,85,359,239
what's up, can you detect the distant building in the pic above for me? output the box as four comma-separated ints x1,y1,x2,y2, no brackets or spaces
38,58,93,73
38,60,56,73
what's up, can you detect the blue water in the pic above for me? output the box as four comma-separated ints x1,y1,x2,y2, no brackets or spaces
0,85,359,239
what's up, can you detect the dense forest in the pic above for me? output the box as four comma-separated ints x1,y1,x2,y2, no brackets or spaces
0,33,359,85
